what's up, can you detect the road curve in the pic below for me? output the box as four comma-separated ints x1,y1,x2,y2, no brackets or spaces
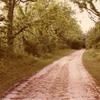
3,50,100,100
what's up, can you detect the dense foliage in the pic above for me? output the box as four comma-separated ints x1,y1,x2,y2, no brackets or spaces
86,21,100,49
0,0,84,56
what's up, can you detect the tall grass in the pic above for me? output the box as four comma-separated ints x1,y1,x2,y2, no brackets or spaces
83,49,100,86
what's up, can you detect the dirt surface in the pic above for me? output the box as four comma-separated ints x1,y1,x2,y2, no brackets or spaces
2,50,100,100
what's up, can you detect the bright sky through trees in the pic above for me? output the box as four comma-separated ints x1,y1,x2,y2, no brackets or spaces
67,0,100,33
69,2,95,33
58,0,100,33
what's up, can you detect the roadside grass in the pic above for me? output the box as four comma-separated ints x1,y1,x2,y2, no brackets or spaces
83,49,100,86
0,49,74,98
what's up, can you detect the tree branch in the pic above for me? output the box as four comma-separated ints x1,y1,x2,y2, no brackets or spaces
13,25,28,38
88,0,100,17
87,10,97,22
20,0,36,3
72,0,100,18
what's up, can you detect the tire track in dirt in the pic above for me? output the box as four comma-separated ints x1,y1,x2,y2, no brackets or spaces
3,50,100,100
67,50,100,100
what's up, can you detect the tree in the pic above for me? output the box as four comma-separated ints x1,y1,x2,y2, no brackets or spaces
86,21,100,49
0,0,85,55
0,0,37,51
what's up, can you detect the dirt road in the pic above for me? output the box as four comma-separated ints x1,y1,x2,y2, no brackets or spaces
3,50,100,100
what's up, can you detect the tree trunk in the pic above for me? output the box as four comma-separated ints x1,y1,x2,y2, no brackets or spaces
7,0,15,51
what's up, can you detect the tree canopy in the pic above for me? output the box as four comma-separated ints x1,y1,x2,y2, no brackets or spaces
0,0,85,56
86,21,100,49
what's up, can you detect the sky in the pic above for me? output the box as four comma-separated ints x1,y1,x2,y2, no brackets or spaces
66,0,100,33
0,2,4,14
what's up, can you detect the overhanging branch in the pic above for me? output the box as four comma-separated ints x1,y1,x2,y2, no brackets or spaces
72,0,100,18
14,25,28,37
